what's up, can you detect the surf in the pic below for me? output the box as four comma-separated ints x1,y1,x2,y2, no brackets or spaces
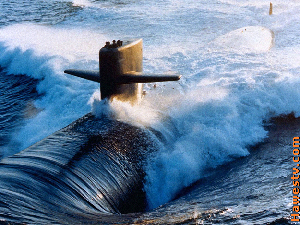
1,1,300,222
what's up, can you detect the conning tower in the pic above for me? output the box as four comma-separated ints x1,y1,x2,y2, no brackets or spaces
64,39,181,103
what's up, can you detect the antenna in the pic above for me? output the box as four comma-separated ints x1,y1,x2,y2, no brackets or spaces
64,39,181,103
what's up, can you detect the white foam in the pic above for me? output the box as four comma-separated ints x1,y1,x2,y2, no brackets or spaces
210,26,274,54
0,24,107,153
102,70,300,209
0,24,105,64
89,24,300,209
72,0,92,7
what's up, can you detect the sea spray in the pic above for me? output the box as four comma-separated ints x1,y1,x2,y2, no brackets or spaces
0,24,107,154
88,42,300,209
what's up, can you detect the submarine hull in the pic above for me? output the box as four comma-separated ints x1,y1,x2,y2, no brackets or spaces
0,113,158,224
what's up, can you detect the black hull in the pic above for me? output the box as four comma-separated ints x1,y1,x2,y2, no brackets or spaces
0,113,158,224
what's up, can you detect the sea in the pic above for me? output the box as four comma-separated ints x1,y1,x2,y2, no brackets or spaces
0,0,299,224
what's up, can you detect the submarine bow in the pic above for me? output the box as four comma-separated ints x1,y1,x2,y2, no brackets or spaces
0,114,158,224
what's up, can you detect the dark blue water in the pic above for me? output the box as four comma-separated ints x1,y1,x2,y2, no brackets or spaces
0,0,80,26
0,69,39,158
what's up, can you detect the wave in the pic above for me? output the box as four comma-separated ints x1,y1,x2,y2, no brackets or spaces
0,24,108,155
87,24,300,209
98,76,300,210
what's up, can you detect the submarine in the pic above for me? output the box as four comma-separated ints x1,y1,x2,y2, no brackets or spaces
0,39,181,224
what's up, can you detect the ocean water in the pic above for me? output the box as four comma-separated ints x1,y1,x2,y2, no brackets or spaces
0,0,299,224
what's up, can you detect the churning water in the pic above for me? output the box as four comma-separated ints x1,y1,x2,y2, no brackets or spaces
0,0,299,224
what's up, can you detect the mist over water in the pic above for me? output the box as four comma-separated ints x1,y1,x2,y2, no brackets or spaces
0,24,109,153
0,0,299,223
